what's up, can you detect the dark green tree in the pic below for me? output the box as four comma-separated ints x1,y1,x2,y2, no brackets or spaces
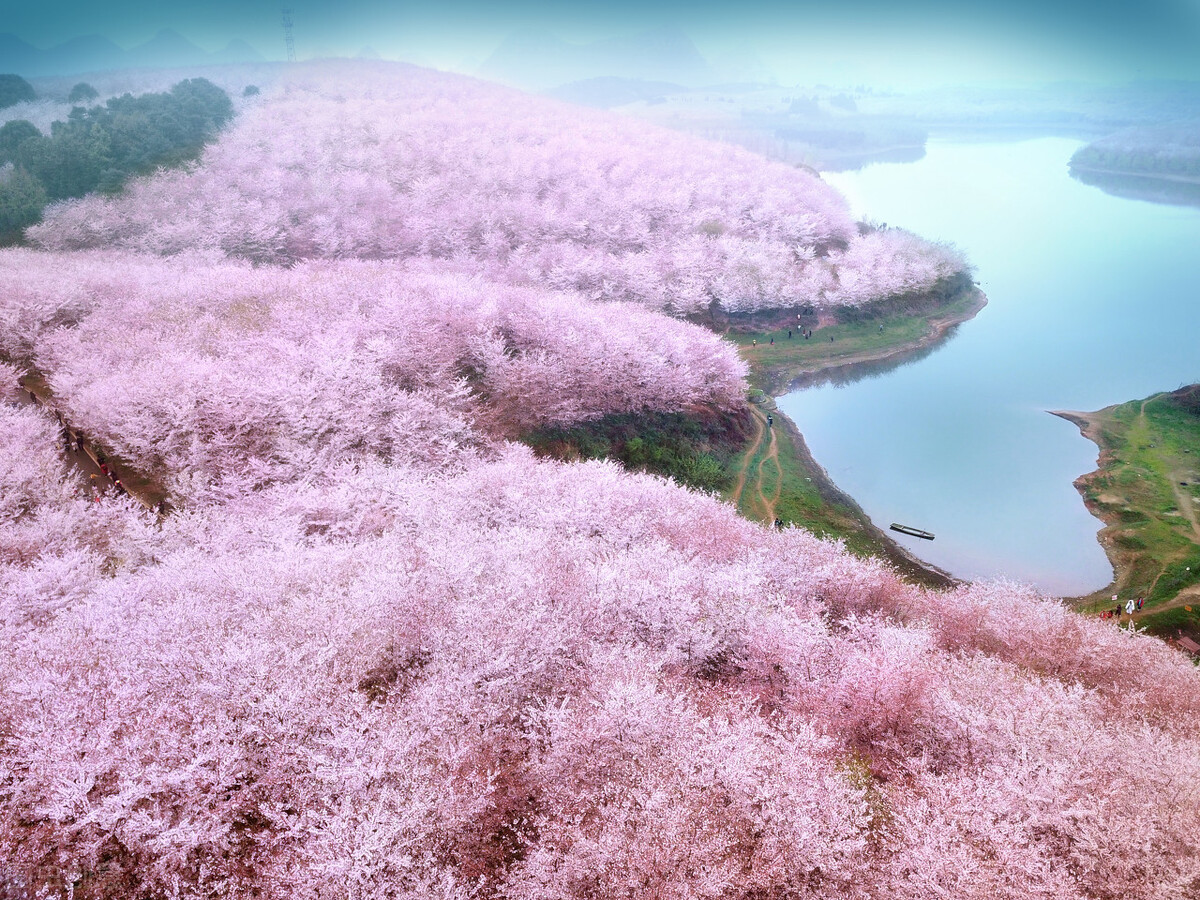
0,119,40,164
0,166,48,239
67,82,100,104
0,74,36,109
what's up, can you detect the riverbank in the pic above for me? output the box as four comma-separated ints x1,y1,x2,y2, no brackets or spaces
724,284,986,588
524,283,984,589
1053,386,1200,638
728,286,987,395
727,399,958,588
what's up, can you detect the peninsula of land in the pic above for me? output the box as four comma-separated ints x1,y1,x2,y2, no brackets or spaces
1053,385,1200,639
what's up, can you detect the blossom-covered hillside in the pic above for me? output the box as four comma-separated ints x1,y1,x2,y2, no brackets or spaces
28,61,966,315
0,250,745,503
2,60,1198,900
3,390,1200,898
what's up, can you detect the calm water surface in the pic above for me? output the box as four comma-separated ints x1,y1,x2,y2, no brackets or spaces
778,138,1200,596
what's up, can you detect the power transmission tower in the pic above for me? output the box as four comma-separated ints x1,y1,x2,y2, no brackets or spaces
281,8,296,63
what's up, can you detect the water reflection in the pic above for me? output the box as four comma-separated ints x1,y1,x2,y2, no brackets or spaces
787,324,962,392
1070,168,1200,208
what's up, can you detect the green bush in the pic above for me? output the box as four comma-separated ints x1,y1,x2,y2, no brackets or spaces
524,411,741,495
1138,604,1200,639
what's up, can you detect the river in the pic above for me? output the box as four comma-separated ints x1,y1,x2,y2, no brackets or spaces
777,137,1200,596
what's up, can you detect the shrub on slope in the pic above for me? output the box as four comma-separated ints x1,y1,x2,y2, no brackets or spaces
1,450,1198,898
28,60,966,314
0,250,745,502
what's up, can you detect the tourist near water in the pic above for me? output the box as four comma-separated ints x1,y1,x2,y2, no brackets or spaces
779,137,1200,596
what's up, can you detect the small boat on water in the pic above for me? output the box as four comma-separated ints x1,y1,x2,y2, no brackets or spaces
890,523,935,540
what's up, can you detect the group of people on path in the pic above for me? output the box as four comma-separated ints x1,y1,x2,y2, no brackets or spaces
753,329,815,347
1100,596,1145,619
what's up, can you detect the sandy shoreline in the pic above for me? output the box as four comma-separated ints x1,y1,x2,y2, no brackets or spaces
1047,411,1112,599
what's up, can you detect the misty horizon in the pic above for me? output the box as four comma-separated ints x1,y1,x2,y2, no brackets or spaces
4,0,1200,91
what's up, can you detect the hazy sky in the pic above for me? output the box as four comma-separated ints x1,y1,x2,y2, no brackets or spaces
3,0,1200,87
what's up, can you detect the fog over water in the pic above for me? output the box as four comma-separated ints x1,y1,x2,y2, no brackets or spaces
779,137,1200,595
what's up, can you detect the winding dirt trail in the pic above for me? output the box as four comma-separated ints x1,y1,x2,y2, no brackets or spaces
1132,584,1200,620
730,406,782,523
1171,477,1200,543
729,408,764,511
754,418,782,522
1136,396,1200,561
1077,396,1200,620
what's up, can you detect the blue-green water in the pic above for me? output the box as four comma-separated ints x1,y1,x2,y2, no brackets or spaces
778,138,1200,596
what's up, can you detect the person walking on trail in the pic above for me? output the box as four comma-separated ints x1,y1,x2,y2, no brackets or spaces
1125,598,1136,616
767,414,773,427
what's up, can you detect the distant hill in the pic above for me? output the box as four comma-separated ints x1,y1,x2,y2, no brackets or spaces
546,77,688,109
0,29,264,77
478,26,715,91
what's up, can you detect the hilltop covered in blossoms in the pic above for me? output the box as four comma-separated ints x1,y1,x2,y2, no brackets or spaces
28,61,967,315
1,60,1196,900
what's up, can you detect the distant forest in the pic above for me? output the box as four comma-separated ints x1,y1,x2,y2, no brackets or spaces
0,77,233,242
